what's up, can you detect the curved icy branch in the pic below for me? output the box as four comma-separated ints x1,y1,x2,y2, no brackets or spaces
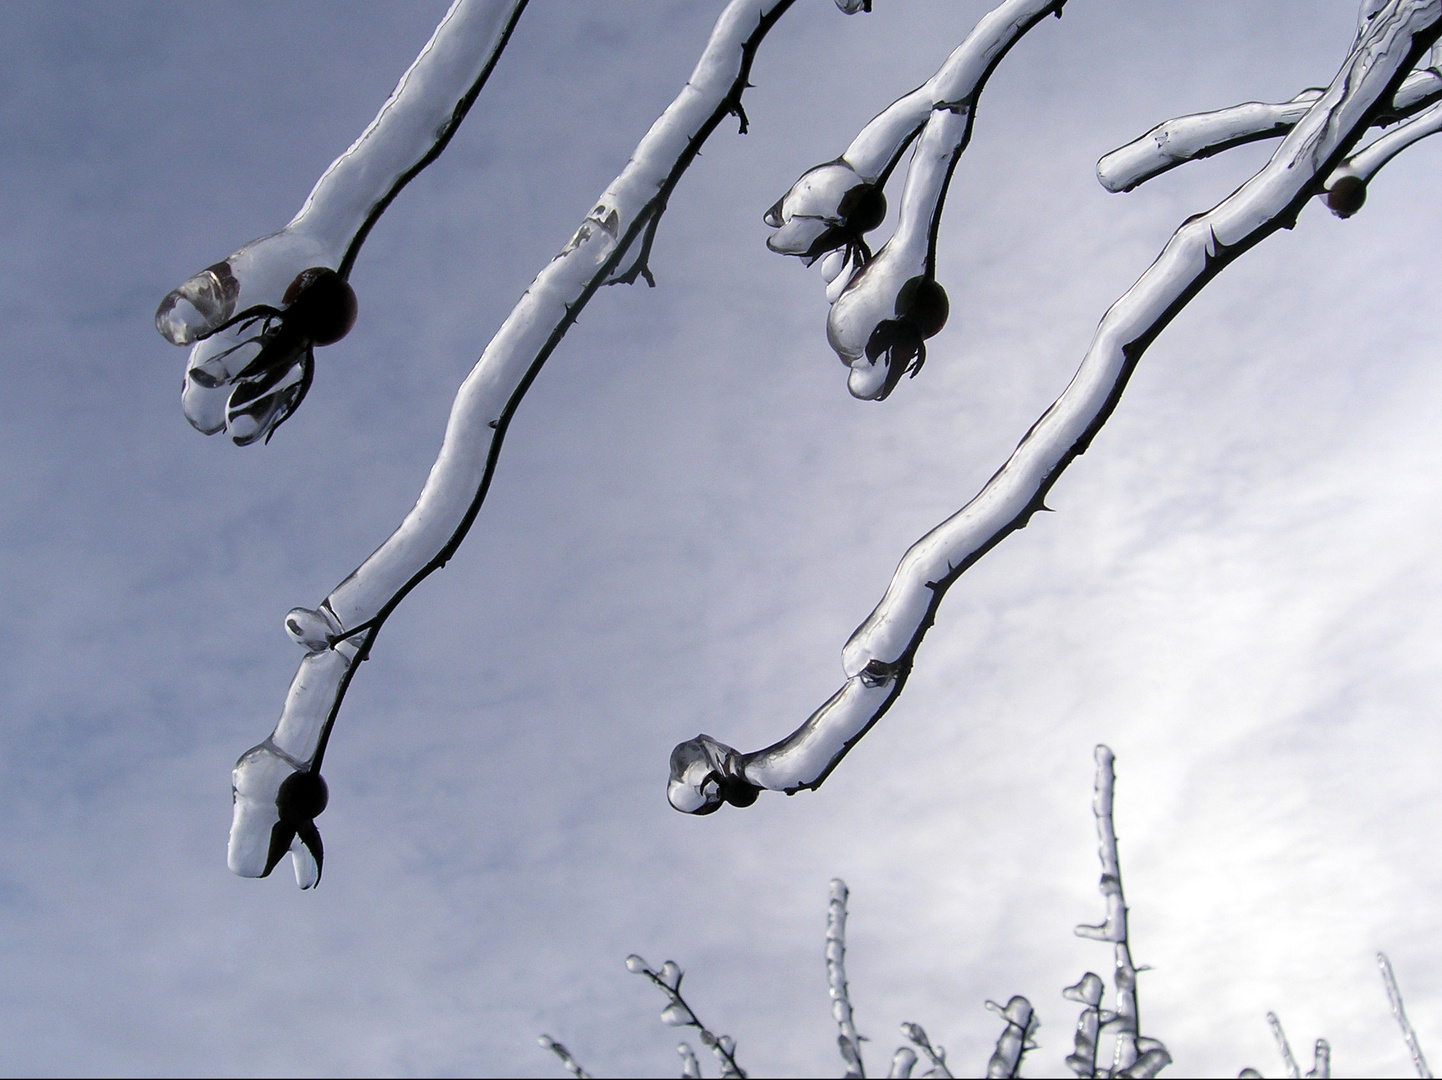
668,0,1442,815
764,0,1067,399
160,0,530,445
228,0,799,884
1333,95,1442,185
1097,63,1442,194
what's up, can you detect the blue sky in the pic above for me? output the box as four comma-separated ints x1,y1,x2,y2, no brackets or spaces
2,1,1441,1075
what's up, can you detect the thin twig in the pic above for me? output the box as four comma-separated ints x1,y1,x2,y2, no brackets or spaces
1380,952,1433,1078
827,879,866,1078
538,1034,593,1079
628,954,747,1078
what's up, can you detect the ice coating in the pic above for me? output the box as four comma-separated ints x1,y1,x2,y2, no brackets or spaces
1096,63,1442,193
228,0,799,884
668,0,1442,815
983,996,1036,1079
826,880,865,1080
766,0,1070,398
627,955,747,1079
156,0,529,441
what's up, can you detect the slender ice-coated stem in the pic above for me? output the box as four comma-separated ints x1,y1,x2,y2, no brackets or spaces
1268,1012,1302,1079
1336,96,1442,181
1095,65,1442,193
668,0,1442,815
827,879,866,1078
1380,952,1434,1079
537,1035,592,1080
229,0,799,884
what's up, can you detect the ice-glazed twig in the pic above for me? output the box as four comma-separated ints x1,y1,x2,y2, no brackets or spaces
678,1041,703,1080
1268,1012,1302,1080
226,0,800,885
157,0,529,444
1095,63,1442,193
667,0,1442,817
827,879,867,1078
887,1046,918,1078
984,996,1038,1078
1062,972,1102,1079
537,1034,593,1079
1380,952,1434,1078
627,954,747,1079
765,0,1067,400
899,1022,952,1078
1309,1038,1332,1079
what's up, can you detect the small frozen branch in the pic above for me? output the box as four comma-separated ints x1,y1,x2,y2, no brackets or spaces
537,1034,593,1079
156,0,528,444
1267,1012,1301,1079
668,0,1442,818
1095,63,1442,193
984,996,1038,1078
1322,95,1442,216
678,1042,703,1080
627,954,747,1079
887,1047,918,1078
1380,952,1434,1078
765,0,1066,400
1063,972,1103,1078
226,0,800,885
827,879,867,1078
898,1022,952,1078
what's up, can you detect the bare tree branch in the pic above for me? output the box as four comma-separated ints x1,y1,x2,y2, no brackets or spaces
668,0,1442,818
227,0,801,885
627,954,747,1079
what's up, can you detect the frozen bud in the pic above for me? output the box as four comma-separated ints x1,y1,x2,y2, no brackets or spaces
155,261,240,345
285,606,341,652
820,248,850,284
625,954,650,974
226,360,308,446
1062,972,1103,1007
660,1003,697,1027
537,1036,556,1050
889,1047,918,1078
836,0,872,10
765,161,883,260
659,960,683,991
276,768,329,825
1324,174,1366,218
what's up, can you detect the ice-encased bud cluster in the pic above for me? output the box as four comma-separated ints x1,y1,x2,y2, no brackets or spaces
229,745,328,889
179,267,356,445
834,0,871,12
830,256,948,401
764,161,886,262
666,734,758,814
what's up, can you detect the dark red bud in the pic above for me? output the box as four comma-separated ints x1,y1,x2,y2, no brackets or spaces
1325,175,1366,219
896,276,949,339
276,769,329,824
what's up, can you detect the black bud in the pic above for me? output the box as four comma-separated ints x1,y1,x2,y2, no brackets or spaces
276,769,329,824
896,276,949,339
282,267,357,346
718,776,760,807
838,183,887,234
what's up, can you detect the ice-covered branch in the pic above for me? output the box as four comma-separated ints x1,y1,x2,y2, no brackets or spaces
898,1022,951,1078
668,0,1442,817
1379,952,1433,1078
537,1034,593,1079
627,954,748,1079
984,996,1037,1078
827,879,867,1078
1095,64,1442,193
765,0,1067,400
227,0,799,885
157,0,528,444
1267,1012,1301,1079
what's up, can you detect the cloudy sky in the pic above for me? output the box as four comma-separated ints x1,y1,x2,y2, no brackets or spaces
3,1,1441,1076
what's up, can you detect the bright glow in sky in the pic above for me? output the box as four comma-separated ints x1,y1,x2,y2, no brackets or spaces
2,2,1440,1076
